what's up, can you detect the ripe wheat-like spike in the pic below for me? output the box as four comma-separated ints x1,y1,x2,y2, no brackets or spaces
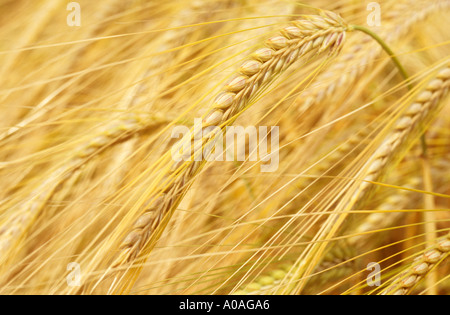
0,114,167,262
113,11,350,270
381,232,450,295
288,63,450,294
348,65,450,207
296,0,450,114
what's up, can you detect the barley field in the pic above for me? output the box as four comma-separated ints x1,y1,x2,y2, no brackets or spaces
0,0,449,295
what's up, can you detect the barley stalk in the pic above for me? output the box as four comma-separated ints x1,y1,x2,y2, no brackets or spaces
289,63,450,294
349,65,450,207
112,10,349,273
256,0,450,246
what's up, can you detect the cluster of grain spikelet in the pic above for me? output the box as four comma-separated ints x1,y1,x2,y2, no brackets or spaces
111,8,349,276
0,0,449,295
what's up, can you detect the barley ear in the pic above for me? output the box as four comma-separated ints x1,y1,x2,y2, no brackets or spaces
110,11,350,287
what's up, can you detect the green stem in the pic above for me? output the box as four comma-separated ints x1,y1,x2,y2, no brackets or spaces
350,24,428,154
350,25,412,89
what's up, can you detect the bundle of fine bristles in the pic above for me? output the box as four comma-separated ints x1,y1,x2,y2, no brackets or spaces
0,0,449,295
